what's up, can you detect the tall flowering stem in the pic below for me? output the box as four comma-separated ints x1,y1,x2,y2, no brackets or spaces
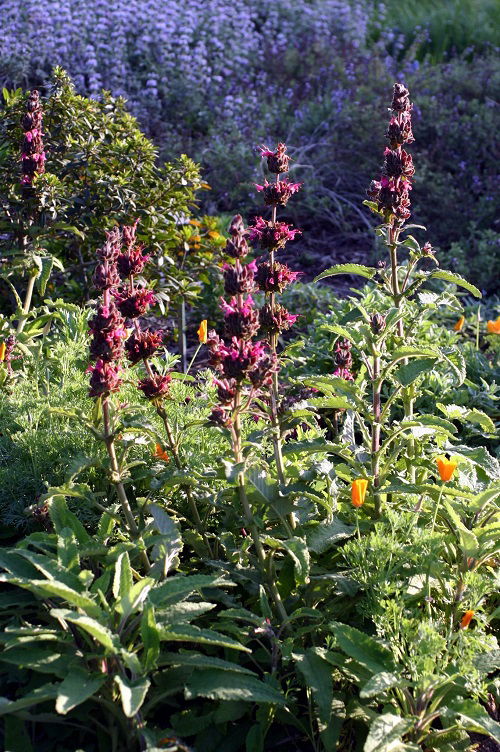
17,90,47,333
367,84,418,484
250,144,301,524
208,216,288,623
88,228,150,570
114,221,209,550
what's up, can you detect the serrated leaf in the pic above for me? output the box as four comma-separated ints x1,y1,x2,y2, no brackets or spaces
113,551,133,600
307,397,355,411
114,675,150,718
331,622,396,674
391,346,438,362
440,347,466,386
393,358,437,386
294,649,333,724
314,264,376,282
56,668,105,714
36,256,54,296
2,575,102,620
282,537,310,585
360,672,403,698
185,669,286,704
0,684,59,716
464,409,496,434
141,603,160,671
150,574,232,607
451,699,500,742
430,270,481,298
162,652,256,675
50,609,120,652
364,714,413,752
48,496,92,545
160,624,250,652
57,528,80,572
306,518,354,554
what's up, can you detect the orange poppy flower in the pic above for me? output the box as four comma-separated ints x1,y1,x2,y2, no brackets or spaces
154,443,169,462
486,316,500,334
0,342,5,362
208,230,220,239
453,316,465,332
351,478,368,507
197,319,208,344
189,219,202,227
436,456,458,482
460,609,474,629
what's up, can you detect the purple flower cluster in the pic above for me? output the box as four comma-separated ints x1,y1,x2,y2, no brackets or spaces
333,338,354,381
367,83,415,222
88,222,166,399
21,90,45,188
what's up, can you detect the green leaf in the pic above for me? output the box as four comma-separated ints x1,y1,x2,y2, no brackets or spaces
282,537,310,586
331,623,396,674
393,358,437,386
161,652,256,675
50,609,120,652
113,551,133,600
0,646,71,678
364,714,413,752
430,270,481,298
4,716,34,752
57,527,80,572
48,496,92,545
390,346,438,362
443,502,479,558
117,577,154,620
307,397,355,411
451,699,500,742
56,668,106,714
0,684,59,716
141,603,160,671
150,574,232,607
464,409,496,434
314,264,376,282
185,669,286,705
306,518,355,554
114,675,150,718
440,347,466,386
36,256,54,296
360,672,403,699
160,624,250,652
294,649,333,724
1,575,102,620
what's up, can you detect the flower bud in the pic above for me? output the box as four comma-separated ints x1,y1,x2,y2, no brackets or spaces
370,313,386,335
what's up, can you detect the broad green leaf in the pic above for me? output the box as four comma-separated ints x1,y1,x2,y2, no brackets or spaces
319,323,361,346
451,699,500,742
307,397,355,411
0,575,102,620
430,270,481,298
160,601,216,624
440,347,466,386
48,496,92,545
294,649,333,724
113,551,133,600
314,264,376,282
57,527,80,572
3,716,34,752
464,409,496,434
331,623,396,674
50,609,120,652
393,358,437,386
360,671,403,698
36,256,54,296
56,668,105,714
306,518,354,554
185,669,286,705
150,574,232,607
1,646,71,678
0,684,59,716
443,502,479,557
160,624,250,652
364,713,412,752
282,537,310,585
114,675,150,718
161,652,256,675
390,346,438,362
117,577,154,619
141,603,160,671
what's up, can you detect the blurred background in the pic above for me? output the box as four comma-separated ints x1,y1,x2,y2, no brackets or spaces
1,0,498,293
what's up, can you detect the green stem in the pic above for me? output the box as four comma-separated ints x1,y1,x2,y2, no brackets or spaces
102,398,150,572
430,483,445,535
16,272,37,333
233,387,288,625
178,297,187,373
371,353,382,517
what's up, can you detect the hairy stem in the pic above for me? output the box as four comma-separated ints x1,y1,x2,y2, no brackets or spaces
102,398,150,571
16,272,37,333
371,353,382,517
233,387,288,624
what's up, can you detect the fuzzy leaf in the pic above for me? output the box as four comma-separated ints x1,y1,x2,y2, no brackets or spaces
150,574,232,606
160,624,250,652
430,270,481,298
451,699,500,742
364,714,413,752
307,397,355,411
162,652,256,675
282,537,310,585
56,668,105,714
50,609,120,652
314,264,376,282
0,684,59,716
294,649,333,724
360,672,403,698
306,518,354,554
393,358,437,386
113,551,133,600
331,622,396,674
114,675,150,718
185,669,286,704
